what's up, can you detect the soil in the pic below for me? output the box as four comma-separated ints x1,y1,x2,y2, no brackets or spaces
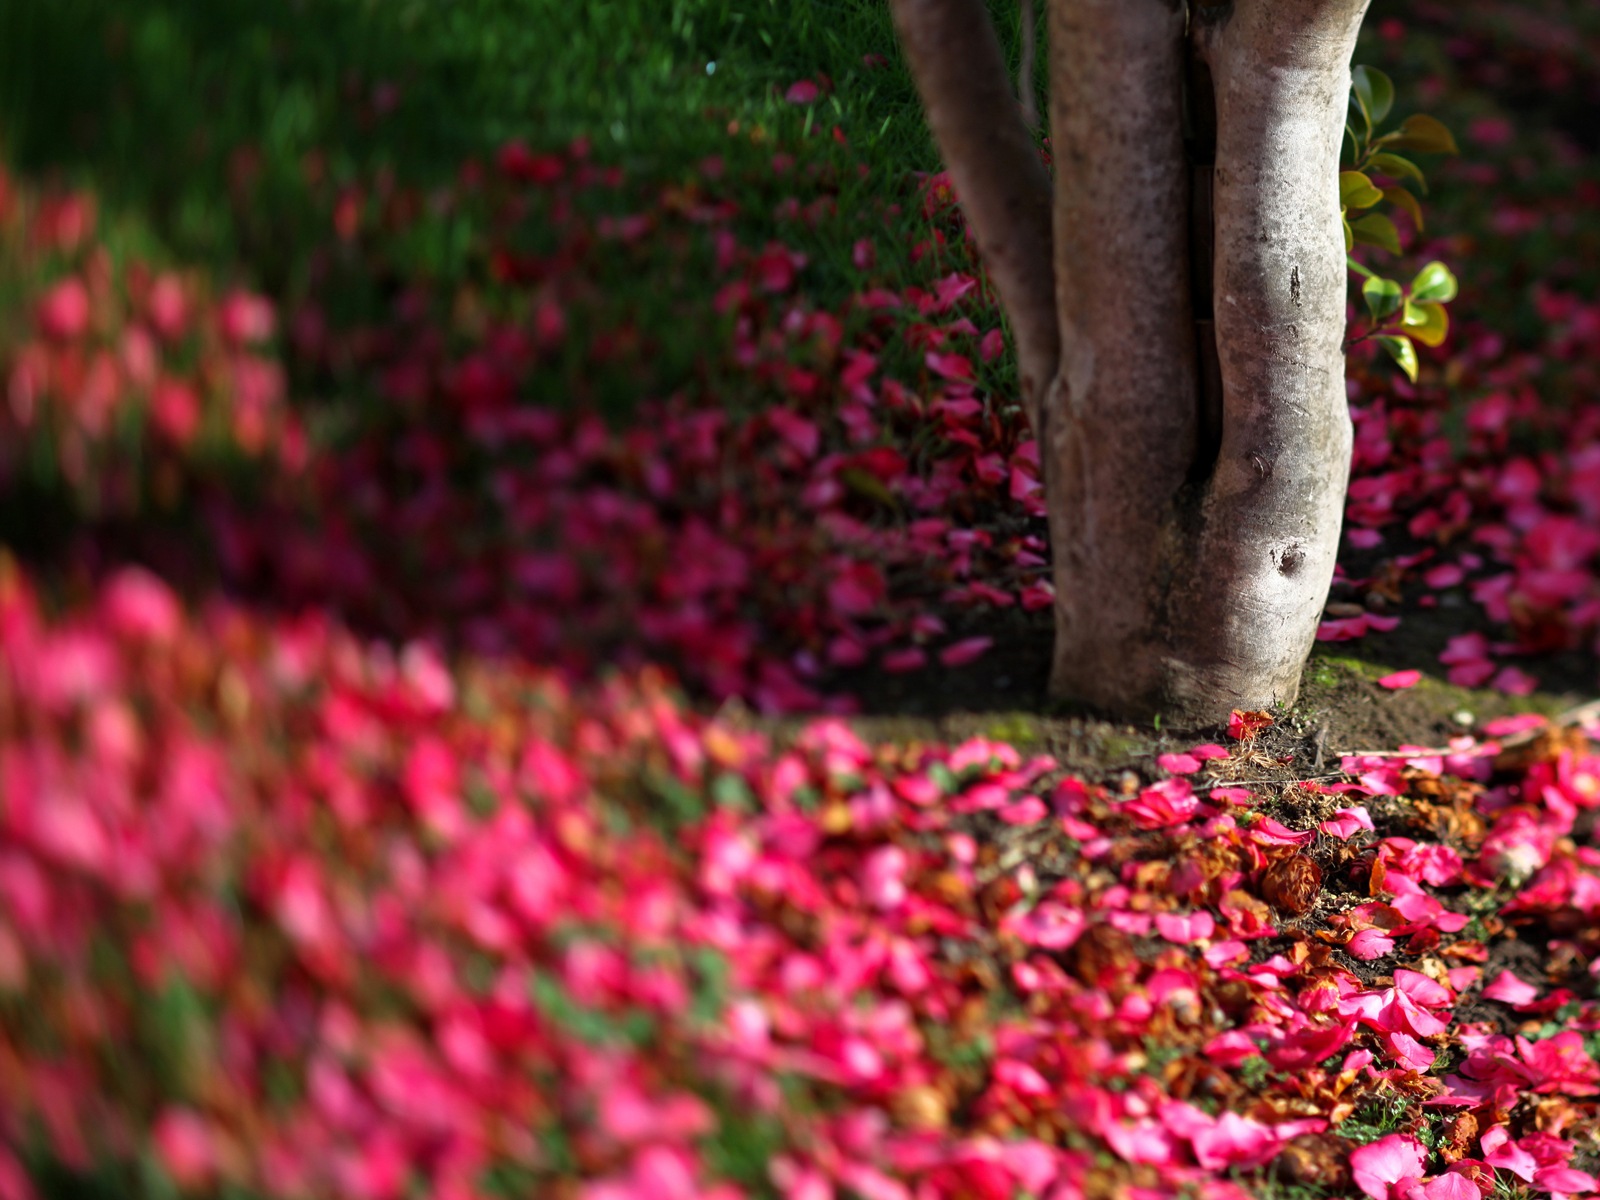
823,582,1593,794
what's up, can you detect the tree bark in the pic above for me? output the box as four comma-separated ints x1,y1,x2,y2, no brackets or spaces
894,0,1370,728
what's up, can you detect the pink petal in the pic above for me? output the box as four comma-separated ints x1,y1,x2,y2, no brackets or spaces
1535,1167,1598,1194
1318,616,1369,641
1394,969,1452,1008
1013,902,1086,950
1492,666,1539,696
1378,669,1422,690
881,647,927,673
1483,714,1547,736
1424,564,1465,589
1483,1133,1538,1183
925,351,974,380
1350,1135,1426,1200
1348,928,1396,960
1419,1175,1480,1200
1382,1030,1436,1072
993,1059,1051,1098
998,796,1048,826
1157,752,1203,774
1249,816,1315,846
1155,910,1215,945
1321,806,1375,840
1483,969,1541,1008
1190,743,1231,761
939,636,993,667
785,80,820,104
1448,659,1497,687
1189,1111,1278,1170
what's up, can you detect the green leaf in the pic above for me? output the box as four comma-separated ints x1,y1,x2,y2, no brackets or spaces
1342,217,1354,253
1376,113,1459,156
1350,212,1401,255
1340,170,1384,210
1376,334,1419,381
1382,185,1425,232
1402,300,1449,347
1369,152,1428,193
839,465,897,508
1409,260,1458,304
1362,275,1403,321
1352,66,1395,125
711,771,754,811
1343,123,1362,166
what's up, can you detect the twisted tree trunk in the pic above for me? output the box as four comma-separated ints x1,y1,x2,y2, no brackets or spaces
891,0,1368,727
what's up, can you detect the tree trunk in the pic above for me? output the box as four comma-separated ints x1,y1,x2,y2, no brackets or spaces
892,0,1369,728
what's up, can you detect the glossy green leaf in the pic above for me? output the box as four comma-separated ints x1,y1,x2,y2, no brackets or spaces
1369,152,1428,193
1409,260,1458,305
1352,66,1395,126
1343,217,1354,253
1343,124,1362,166
1350,212,1402,255
1377,113,1459,156
1340,171,1384,210
1362,275,1403,321
1376,334,1419,382
1382,185,1424,232
1402,300,1449,347
839,466,897,509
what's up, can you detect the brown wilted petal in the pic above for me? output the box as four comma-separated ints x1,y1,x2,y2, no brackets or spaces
889,1083,949,1132
1439,1112,1478,1164
1275,1133,1352,1190
1067,923,1137,987
1261,852,1323,915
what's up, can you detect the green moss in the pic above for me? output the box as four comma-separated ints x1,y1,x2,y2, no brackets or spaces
979,712,1052,751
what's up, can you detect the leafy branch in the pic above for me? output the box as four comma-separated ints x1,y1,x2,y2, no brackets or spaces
1341,64,1461,380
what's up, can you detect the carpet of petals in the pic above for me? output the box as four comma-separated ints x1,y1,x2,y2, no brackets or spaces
3,559,1600,1199
3,16,1600,1197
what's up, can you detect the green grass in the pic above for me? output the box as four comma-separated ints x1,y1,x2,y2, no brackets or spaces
0,0,1043,280
0,0,1047,434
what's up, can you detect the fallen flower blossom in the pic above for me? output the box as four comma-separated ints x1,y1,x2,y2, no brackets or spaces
937,636,991,667
1482,969,1541,1009
1378,669,1423,689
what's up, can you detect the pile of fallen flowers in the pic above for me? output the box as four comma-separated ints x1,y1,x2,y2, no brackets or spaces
0,180,306,511
4,106,1599,712
3,556,1600,1200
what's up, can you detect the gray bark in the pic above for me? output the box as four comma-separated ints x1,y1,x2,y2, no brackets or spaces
893,0,1369,728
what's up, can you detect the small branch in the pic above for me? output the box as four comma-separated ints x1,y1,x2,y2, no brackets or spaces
1018,0,1039,128
1200,773,1349,793
890,0,1059,429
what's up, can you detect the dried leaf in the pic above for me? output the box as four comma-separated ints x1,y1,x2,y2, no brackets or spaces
1261,853,1323,915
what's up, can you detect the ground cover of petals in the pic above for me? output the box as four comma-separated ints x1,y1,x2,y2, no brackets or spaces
5,561,1600,1200
2,1,1600,1197
2,18,1598,713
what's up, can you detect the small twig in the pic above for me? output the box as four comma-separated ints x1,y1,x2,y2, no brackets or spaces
1338,698,1600,759
1199,773,1349,793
